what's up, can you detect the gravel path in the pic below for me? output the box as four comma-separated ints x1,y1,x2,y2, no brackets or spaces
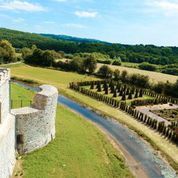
136,104,178,126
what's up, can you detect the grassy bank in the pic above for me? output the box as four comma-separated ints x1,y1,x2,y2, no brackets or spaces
11,82,132,178
9,64,178,172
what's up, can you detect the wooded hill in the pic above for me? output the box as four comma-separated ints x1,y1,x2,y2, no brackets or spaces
41,33,106,44
0,28,178,65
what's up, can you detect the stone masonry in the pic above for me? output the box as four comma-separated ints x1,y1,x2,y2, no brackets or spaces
0,68,58,178
12,85,58,154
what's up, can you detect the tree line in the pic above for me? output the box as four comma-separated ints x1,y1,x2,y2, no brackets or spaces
1,28,178,65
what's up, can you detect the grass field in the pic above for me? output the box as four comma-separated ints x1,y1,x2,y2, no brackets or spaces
10,64,96,91
11,83,34,108
9,64,178,171
97,63,178,84
11,83,132,178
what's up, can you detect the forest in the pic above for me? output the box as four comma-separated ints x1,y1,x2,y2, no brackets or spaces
0,28,178,66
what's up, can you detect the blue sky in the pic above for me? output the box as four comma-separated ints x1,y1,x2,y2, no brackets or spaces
0,0,178,46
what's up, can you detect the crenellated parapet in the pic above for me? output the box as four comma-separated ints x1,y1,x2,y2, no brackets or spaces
0,68,10,85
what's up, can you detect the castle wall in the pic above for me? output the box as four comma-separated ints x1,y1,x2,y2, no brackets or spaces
0,69,10,124
12,85,58,154
0,69,16,178
0,115,16,178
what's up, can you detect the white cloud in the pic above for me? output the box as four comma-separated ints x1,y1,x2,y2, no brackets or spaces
75,10,98,18
0,0,46,12
148,0,178,14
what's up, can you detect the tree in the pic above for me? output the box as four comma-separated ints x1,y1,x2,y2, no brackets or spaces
113,69,120,80
104,84,109,95
90,82,94,89
69,56,83,72
121,92,126,100
97,65,113,78
121,70,128,82
97,82,102,92
0,40,16,63
139,89,143,97
113,89,117,98
21,47,32,59
128,92,132,100
82,55,97,74
134,89,138,98
24,48,56,67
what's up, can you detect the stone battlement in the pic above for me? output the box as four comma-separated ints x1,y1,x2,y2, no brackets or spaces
0,68,10,85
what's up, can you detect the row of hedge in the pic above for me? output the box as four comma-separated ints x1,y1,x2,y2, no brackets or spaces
76,80,178,105
69,81,178,143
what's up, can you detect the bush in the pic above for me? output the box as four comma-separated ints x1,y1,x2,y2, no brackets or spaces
112,60,121,66
97,59,112,64
129,74,150,88
162,68,178,76
24,49,54,67
138,62,157,71
113,69,120,80
97,65,113,78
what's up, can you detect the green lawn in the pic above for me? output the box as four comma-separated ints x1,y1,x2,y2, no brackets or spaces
11,82,132,178
11,83,34,108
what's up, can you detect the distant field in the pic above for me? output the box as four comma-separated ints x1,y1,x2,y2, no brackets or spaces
9,64,96,90
11,82,132,178
97,63,178,83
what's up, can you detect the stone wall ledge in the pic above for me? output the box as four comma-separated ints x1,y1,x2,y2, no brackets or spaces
11,107,39,116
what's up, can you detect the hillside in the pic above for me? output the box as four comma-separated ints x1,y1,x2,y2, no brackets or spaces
0,28,178,65
40,33,107,44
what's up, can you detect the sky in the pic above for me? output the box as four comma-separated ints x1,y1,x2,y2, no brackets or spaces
0,0,178,46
